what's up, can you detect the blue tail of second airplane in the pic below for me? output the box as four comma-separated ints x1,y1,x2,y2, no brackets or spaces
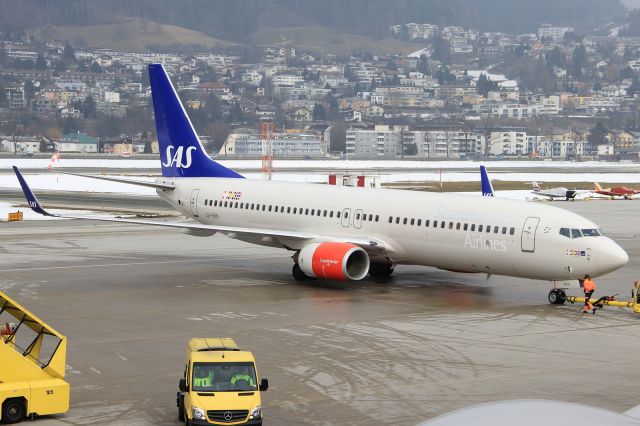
480,165,494,197
148,64,243,179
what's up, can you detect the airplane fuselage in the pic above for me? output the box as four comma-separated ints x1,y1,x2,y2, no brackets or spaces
156,177,628,282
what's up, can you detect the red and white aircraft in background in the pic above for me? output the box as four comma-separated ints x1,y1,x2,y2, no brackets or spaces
593,182,640,199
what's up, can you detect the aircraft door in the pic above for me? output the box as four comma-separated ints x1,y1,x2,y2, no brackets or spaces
190,189,200,218
353,209,363,229
521,217,540,253
341,208,351,227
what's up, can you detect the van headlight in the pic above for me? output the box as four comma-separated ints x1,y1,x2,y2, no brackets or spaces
249,405,261,419
192,407,206,420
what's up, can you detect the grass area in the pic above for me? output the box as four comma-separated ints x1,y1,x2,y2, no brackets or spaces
252,26,424,55
384,181,639,192
38,18,234,52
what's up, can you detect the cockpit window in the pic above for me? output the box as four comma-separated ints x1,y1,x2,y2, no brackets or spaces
560,227,602,238
570,229,583,238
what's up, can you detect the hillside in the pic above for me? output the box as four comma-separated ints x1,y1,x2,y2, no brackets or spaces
0,0,628,44
37,18,234,52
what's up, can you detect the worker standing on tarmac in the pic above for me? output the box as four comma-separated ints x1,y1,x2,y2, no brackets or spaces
582,274,597,313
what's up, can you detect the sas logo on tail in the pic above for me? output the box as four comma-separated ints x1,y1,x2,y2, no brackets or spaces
162,146,196,168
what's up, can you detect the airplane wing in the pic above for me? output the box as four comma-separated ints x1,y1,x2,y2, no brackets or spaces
59,172,175,190
13,166,388,254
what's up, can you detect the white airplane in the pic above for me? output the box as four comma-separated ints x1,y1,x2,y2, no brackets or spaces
531,182,582,201
12,64,629,305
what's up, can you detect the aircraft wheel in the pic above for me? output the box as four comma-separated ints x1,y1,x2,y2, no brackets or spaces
548,289,566,305
369,262,394,277
292,263,309,281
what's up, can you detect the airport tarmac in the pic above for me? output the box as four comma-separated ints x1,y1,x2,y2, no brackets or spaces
1,200,639,425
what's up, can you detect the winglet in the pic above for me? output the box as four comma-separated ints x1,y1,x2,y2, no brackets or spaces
12,166,53,216
594,182,603,191
480,165,494,197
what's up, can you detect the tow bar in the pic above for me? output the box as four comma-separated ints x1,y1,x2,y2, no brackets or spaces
567,281,640,315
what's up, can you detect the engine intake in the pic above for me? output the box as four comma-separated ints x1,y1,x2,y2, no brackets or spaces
298,242,370,281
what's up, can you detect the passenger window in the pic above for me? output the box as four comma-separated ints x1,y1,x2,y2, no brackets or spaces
403,218,408,225
559,228,571,238
494,226,499,233
433,220,438,228
417,219,422,226
410,218,415,225
362,214,367,221
487,226,492,233
224,201,228,207
356,213,361,220
425,220,430,227
463,224,468,231
449,222,453,229
502,227,507,234
344,212,349,218
239,202,243,208
324,210,328,217
250,203,254,209
478,225,483,232
456,223,461,230
214,200,218,207
269,205,273,212
369,214,373,221
441,222,445,229
395,217,400,224
287,207,291,213
337,211,341,218
510,227,515,235
293,207,297,214
316,210,321,217
262,205,266,211
389,216,393,223
375,215,379,222
311,209,315,215
330,211,334,218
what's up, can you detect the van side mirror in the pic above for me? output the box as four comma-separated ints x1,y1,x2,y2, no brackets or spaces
179,379,187,392
259,378,269,391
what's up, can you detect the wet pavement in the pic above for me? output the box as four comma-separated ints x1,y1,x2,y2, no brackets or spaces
0,200,639,425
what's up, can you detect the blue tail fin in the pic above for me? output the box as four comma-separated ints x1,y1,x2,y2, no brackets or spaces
13,166,52,216
480,165,494,197
148,64,243,179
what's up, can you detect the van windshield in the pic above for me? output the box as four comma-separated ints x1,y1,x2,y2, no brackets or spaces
192,362,257,392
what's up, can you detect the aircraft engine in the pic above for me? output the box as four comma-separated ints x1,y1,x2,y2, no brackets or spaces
298,242,369,281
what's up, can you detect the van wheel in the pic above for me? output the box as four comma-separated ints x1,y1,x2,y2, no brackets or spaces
2,399,25,424
178,396,185,422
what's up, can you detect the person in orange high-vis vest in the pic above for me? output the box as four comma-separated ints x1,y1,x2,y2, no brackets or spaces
582,274,596,313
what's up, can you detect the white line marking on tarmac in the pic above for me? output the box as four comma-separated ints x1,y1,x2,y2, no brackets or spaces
0,256,281,272
89,367,102,374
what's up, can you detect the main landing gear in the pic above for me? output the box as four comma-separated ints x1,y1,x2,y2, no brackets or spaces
548,289,567,305
292,263,309,281
368,262,394,278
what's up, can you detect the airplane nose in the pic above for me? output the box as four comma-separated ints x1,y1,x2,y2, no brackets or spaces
598,240,629,274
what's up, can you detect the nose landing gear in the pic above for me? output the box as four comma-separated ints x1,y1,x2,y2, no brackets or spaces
548,289,567,305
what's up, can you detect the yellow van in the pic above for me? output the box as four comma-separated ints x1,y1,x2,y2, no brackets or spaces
178,338,268,426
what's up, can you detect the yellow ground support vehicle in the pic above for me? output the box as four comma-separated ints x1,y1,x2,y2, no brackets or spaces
178,338,268,426
0,291,69,424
